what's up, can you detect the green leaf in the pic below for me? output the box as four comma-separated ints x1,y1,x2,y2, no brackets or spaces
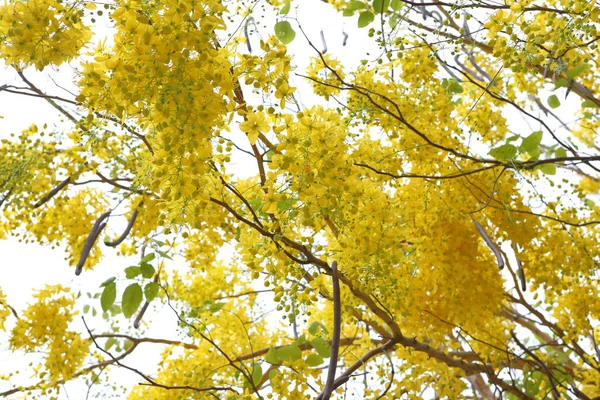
280,0,290,15
566,63,589,79
358,11,374,27
553,77,569,90
141,252,155,263
305,353,324,367
489,144,517,161
105,337,117,351
269,368,281,383
441,78,463,94
251,364,262,386
83,304,90,313
207,301,225,313
277,198,298,212
276,345,302,362
274,21,296,44
247,198,262,211
547,94,560,109
390,0,402,10
373,0,389,13
310,337,331,358
539,163,556,175
122,283,143,318
554,147,567,159
125,266,142,279
519,131,543,155
266,346,280,364
308,321,329,335
101,282,117,312
144,282,160,301
156,250,172,260
293,334,306,346
505,135,520,142
100,276,116,287
582,99,599,108
140,262,155,279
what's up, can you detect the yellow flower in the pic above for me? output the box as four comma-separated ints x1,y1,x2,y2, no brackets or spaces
239,112,269,145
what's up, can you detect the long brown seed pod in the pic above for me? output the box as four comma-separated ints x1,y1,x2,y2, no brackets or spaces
104,208,138,247
33,177,71,208
471,217,505,270
75,211,111,276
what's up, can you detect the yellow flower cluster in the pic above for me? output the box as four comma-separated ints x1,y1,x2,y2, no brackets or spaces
0,0,91,69
9,285,88,382
0,288,11,331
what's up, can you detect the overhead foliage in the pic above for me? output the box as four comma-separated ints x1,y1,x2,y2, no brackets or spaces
1,0,600,398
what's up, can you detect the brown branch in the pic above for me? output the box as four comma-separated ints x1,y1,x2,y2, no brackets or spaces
318,261,342,400
83,318,237,394
356,162,498,180
235,337,362,362
75,211,111,276
133,272,159,329
511,331,561,399
91,333,197,349
16,71,78,123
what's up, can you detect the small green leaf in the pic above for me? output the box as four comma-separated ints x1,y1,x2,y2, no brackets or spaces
140,262,155,279
144,282,160,301
547,94,560,109
269,368,281,383
122,283,143,318
101,282,117,312
554,147,567,159
280,0,290,15
207,301,225,313
247,198,262,210
390,0,402,10
83,304,90,313
553,78,569,90
100,276,116,287
358,11,374,27
582,99,599,108
125,266,142,279
277,198,298,212
266,346,280,364
251,364,263,386
274,21,296,44
539,163,556,175
566,63,589,79
293,334,306,346
373,0,389,13
276,345,302,362
310,337,331,358
489,144,517,161
105,337,117,351
308,321,329,335
441,78,463,94
519,131,543,155
141,252,155,263
123,340,133,351
305,353,324,367
505,135,520,142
